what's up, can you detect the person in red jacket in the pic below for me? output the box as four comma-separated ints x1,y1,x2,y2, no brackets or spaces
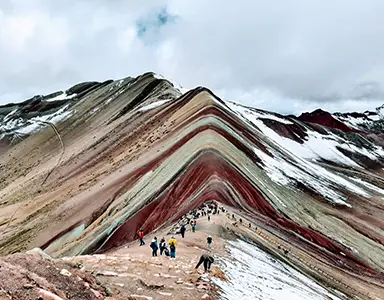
138,228,145,246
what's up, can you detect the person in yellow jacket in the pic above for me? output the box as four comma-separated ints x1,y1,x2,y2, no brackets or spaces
168,236,177,259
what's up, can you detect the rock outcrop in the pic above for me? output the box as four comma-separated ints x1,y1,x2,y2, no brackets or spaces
0,252,107,300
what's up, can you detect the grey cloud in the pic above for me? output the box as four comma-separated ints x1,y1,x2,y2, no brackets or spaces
1,0,384,114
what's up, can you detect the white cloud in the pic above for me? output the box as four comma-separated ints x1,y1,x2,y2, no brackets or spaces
0,12,38,51
1,0,384,114
117,28,137,53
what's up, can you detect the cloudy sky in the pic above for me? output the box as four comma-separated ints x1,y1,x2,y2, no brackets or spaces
1,0,384,114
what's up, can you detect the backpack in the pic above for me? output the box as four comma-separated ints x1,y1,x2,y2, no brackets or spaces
170,242,176,251
164,248,170,256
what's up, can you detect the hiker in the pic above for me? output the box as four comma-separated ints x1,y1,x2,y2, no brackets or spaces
208,214,211,221
159,238,167,255
195,254,214,272
168,236,177,259
191,221,196,233
180,224,186,238
150,237,158,257
207,236,213,249
138,228,145,246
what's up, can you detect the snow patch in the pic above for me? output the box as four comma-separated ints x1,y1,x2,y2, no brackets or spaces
46,92,77,102
0,105,72,138
253,147,357,207
333,114,365,129
19,105,72,135
222,100,383,205
3,109,17,121
350,177,384,195
91,106,101,114
368,114,381,121
333,112,382,129
116,79,124,87
117,88,125,96
213,240,342,300
229,102,365,167
138,100,170,112
229,101,384,165
226,101,293,125
153,73,189,94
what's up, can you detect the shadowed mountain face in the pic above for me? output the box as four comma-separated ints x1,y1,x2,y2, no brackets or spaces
0,72,384,299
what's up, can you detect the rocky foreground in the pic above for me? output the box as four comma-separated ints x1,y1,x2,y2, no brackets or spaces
0,249,219,300
0,250,108,300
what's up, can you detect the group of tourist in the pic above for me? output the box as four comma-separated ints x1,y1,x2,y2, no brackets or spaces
146,236,178,258
137,227,213,259
136,202,220,271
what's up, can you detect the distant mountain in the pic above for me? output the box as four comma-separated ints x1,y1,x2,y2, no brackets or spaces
333,106,384,133
0,72,383,299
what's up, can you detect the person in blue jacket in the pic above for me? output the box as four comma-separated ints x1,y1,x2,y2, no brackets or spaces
150,237,158,257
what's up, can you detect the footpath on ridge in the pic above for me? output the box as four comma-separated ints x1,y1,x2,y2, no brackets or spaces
63,212,231,300
0,211,231,300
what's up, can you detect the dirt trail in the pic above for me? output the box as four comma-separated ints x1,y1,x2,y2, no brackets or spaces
0,212,232,300
67,212,232,300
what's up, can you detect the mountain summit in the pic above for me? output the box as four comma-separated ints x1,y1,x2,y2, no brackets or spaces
0,72,383,300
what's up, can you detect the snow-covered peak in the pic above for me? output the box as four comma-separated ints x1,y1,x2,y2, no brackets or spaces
153,73,190,94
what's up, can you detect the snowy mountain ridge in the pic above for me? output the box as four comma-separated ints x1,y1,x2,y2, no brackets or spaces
1,72,383,141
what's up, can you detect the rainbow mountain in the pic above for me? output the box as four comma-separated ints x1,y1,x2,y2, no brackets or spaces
0,72,383,299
